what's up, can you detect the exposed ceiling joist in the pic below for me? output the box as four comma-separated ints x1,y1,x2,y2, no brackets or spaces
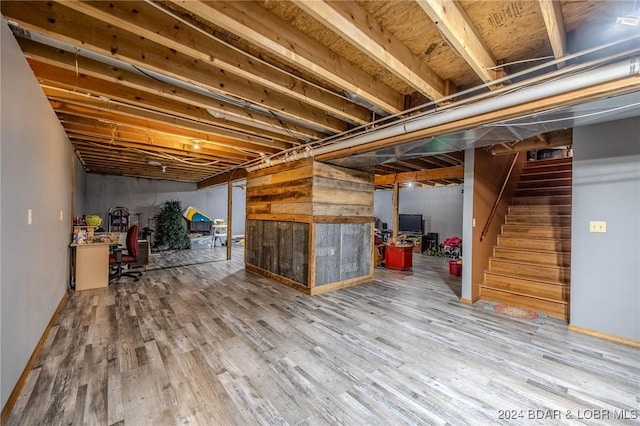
62,0,372,127
50,101,282,156
4,0,346,134
294,0,447,100
198,169,248,190
415,0,497,83
538,0,567,68
18,37,323,142
60,117,252,161
29,61,300,147
43,87,291,151
488,129,573,155
374,165,463,185
167,0,405,114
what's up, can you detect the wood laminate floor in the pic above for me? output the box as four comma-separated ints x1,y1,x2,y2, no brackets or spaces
7,246,639,425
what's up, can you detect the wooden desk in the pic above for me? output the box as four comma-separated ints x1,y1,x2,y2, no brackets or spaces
70,242,111,290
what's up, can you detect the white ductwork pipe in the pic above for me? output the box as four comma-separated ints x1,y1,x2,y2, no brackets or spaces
246,55,640,172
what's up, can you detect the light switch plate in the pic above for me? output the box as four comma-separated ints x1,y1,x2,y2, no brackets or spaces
28,209,32,225
589,221,606,233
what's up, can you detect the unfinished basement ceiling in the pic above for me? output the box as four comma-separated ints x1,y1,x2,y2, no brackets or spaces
328,91,640,170
2,1,639,186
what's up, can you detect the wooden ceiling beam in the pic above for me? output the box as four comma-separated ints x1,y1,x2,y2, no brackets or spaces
29,61,303,151
538,0,567,68
61,0,371,126
198,169,248,190
59,113,256,160
19,38,323,142
393,160,424,172
2,1,347,134
70,134,230,163
400,158,439,169
168,0,404,114
415,0,497,83
437,152,464,165
74,150,224,175
70,139,238,173
374,165,463,185
50,100,281,156
72,145,226,177
43,87,290,151
488,129,572,155
293,0,446,100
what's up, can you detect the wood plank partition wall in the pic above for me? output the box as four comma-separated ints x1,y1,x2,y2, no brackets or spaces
246,158,374,294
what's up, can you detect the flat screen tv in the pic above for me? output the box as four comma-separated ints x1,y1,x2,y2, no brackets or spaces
398,214,423,234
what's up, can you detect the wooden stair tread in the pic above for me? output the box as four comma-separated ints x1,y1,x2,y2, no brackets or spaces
484,270,568,286
507,214,571,218
493,245,571,255
509,204,572,208
523,158,572,167
480,283,569,304
520,169,572,177
499,234,571,240
489,256,570,269
503,223,571,227
518,177,572,184
515,186,572,191
513,194,571,198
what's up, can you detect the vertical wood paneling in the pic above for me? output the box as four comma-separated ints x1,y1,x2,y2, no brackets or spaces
341,223,371,281
315,223,372,286
291,222,309,285
246,219,309,287
314,224,341,286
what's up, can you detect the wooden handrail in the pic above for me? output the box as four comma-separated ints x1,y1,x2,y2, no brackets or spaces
480,152,519,242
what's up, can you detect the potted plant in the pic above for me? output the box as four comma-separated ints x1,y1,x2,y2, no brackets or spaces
153,200,190,251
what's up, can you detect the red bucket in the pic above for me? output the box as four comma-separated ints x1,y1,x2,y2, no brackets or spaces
449,260,462,276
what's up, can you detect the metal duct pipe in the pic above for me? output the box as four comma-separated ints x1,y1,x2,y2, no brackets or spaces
246,56,640,172
313,56,640,157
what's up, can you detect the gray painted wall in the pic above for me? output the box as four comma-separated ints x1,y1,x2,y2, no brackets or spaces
571,117,640,341
85,174,247,235
74,155,86,218
1,21,73,407
374,185,464,241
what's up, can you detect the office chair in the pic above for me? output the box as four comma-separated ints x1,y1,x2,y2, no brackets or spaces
109,225,143,282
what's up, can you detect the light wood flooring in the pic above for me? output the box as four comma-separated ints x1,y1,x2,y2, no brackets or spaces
7,246,639,425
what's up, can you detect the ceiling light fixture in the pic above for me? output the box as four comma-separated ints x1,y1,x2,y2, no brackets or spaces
616,15,640,26
147,160,162,167
616,6,640,26
192,139,201,149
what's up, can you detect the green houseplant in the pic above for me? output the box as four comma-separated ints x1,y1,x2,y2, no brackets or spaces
153,200,190,251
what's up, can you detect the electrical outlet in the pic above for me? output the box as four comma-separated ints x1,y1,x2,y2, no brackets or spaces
589,221,606,233
472,218,476,228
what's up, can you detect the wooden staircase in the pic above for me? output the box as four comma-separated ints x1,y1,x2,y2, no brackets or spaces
481,157,572,320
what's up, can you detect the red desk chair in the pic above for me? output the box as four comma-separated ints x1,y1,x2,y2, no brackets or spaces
109,225,143,282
